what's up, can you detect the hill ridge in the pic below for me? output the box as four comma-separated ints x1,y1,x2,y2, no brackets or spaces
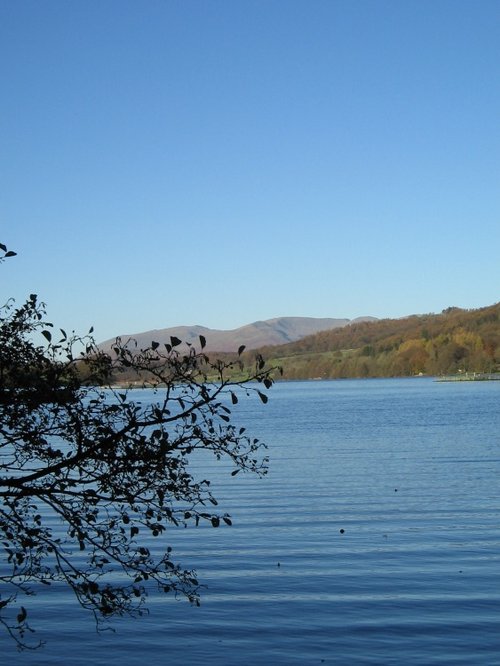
99,315,377,353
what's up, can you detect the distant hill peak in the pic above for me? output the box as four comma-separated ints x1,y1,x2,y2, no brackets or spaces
99,315,376,353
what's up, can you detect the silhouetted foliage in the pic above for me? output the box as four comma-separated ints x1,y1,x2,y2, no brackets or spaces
0,245,276,648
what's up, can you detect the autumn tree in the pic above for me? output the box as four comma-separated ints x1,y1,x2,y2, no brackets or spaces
0,244,276,648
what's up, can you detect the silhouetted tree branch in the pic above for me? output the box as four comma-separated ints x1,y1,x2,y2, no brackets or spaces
0,244,277,648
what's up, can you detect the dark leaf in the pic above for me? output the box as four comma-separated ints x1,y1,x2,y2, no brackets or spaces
258,391,268,404
5,250,17,257
199,335,206,349
211,516,220,528
16,606,27,624
170,336,182,347
231,392,238,404
238,345,246,356
151,341,159,350
41,330,52,342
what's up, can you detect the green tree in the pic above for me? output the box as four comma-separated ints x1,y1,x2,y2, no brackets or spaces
0,244,276,648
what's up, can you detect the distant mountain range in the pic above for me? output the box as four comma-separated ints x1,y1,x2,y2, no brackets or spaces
99,304,500,380
99,316,377,353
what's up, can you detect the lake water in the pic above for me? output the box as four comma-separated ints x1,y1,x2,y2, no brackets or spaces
7,378,500,664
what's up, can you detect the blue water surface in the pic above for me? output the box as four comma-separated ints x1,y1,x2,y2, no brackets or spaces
6,378,500,664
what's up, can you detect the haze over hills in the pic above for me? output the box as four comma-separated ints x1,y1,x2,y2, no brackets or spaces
99,316,377,353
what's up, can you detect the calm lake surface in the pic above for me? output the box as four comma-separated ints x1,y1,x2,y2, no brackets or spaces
9,378,500,664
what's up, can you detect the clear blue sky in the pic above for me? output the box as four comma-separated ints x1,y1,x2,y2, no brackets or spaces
1,0,499,342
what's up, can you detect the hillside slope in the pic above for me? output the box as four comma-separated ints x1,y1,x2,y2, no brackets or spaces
254,304,500,379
